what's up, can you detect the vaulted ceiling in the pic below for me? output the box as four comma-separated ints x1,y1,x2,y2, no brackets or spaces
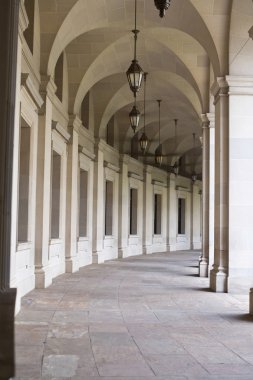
37,0,246,178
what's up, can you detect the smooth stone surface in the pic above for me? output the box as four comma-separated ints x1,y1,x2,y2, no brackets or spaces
15,250,253,379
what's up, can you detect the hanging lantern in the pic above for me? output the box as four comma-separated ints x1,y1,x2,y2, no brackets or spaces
155,99,162,165
154,0,172,18
139,72,149,152
139,132,149,152
191,172,197,182
129,103,140,133
126,55,144,97
173,161,179,176
126,0,144,96
155,150,163,166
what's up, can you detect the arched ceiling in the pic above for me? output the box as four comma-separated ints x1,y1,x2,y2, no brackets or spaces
38,0,233,178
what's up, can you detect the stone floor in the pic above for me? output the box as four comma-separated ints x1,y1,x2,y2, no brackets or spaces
14,250,253,380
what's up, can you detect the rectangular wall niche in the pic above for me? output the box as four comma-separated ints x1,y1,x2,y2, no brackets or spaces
178,198,186,234
51,151,61,239
154,194,162,235
130,188,138,235
18,120,31,242
105,180,113,236
79,169,88,237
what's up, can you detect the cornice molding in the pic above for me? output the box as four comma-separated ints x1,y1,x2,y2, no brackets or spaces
21,73,44,109
52,121,71,142
128,172,143,181
104,161,120,173
78,145,96,160
226,75,253,95
152,180,166,187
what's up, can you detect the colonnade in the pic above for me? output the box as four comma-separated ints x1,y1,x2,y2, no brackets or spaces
200,78,253,313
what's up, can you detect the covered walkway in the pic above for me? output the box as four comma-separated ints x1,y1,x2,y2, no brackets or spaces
15,251,253,379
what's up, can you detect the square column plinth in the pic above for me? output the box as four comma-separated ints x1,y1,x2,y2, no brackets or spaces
0,289,16,380
250,288,253,315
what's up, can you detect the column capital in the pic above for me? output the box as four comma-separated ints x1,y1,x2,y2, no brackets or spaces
200,113,210,128
119,154,130,165
206,112,215,128
144,164,153,174
211,77,229,104
68,114,82,134
40,75,57,104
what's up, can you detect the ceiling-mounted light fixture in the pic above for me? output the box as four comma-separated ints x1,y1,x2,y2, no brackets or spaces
139,73,149,152
154,0,172,18
126,0,144,97
155,99,163,166
173,161,179,176
129,100,140,133
191,172,197,182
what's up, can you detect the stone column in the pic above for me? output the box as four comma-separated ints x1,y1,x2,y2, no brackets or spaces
0,1,19,378
118,155,129,258
65,116,81,272
143,165,153,254
224,76,253,310
92,140,104,263
199,114,210,277
167,173,177,251
210,78,229,292
208,113,215,273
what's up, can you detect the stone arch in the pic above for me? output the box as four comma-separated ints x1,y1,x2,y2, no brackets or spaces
229,0,253,75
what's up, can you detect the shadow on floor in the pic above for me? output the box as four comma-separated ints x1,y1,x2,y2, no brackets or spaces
184,273,199,277
221,313,253,322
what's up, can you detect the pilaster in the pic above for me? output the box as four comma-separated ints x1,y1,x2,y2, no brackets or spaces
92,140,105,263
65,116,81,272
143,165,153,254
118,155,130,258
167,174,177,251
199,114,210,277
192,183,201,250
35,76,56,288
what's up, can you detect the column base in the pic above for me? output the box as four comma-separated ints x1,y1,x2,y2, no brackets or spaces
192,241,202,250
0,288,16,380
118,248,128,259
199,259,209,277
210,266,228,292
65,256,79,273
35,265,52,288
92,251,104,264
143,245,153,255
250,288,253,315
167,244,177,252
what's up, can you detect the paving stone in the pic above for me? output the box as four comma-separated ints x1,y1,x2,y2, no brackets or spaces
42,354,79,377
14,251,253,378
145,353,209,376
